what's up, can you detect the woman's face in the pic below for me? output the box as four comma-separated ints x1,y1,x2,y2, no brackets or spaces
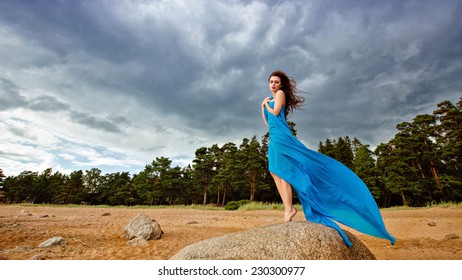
269,76,282,93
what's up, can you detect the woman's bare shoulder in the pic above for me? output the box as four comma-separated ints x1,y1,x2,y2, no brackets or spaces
275,90,286,105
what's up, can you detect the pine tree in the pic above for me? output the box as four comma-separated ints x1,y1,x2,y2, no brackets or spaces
192,147,215,205
240,136,265,201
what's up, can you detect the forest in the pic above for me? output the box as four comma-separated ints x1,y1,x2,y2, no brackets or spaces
1,98,461,208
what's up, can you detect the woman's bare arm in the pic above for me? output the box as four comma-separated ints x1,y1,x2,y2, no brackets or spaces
261,98,269,126
264,90,285,117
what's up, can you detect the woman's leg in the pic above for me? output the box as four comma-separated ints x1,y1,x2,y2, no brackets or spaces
271,172,297,222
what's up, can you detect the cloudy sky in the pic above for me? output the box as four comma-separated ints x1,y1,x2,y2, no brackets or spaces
1,0,461,176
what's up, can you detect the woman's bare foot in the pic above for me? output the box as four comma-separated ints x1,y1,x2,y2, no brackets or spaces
284,207,297,222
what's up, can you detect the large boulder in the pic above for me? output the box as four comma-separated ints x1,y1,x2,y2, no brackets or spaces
171,221,375,260
124,214,162,241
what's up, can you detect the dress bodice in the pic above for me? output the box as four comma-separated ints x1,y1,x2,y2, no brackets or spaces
264,99,290,131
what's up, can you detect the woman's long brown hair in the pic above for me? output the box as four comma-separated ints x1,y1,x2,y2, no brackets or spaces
268,70,305,118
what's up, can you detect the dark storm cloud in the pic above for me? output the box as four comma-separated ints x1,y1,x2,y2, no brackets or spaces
0,81,126,135
0,78,27,111
28,95,70,112
6,121,38,141
0,77,126,133
68,111,126,133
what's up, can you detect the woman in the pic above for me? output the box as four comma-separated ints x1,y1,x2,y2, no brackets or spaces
261,70,395,247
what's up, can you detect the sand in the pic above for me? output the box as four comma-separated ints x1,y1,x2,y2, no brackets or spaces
0,205,461,260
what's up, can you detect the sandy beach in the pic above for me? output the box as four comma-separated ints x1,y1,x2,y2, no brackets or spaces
0,205,461,260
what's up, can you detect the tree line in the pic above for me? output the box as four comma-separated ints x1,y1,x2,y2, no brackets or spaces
1,97,461,208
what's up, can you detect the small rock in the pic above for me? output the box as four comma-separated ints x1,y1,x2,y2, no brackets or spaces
428,222,437,227
30,254,46,260
6,245,34,253
444,234,459,240
20,209,32,216
38,214,49,218
186,221,199,225
127,237,148,246
38,236,66,247
101,212,111,216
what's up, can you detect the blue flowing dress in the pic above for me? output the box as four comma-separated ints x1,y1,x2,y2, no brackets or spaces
264,99,395,247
